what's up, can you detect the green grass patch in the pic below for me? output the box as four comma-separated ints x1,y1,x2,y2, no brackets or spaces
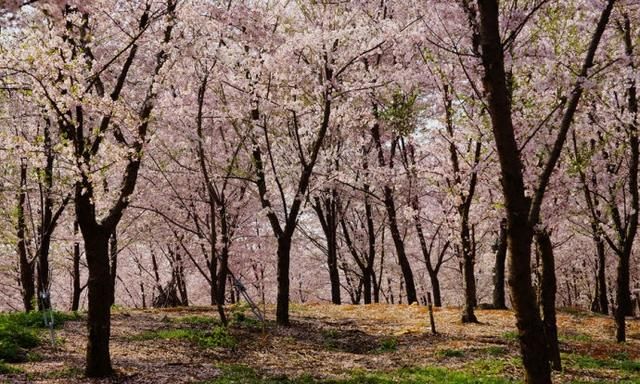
483,346,508,356
0,311,78,363
230,312,262,328
0,311,80,329
134,326,235,348
558,307,594,318
203,364,518,383
0,361,22,374
436,348,465,358
559,332,593,342
35,366,83,379
175,315,220,327
565,352,640,373
502,331,518,341
376,337,398,353
321,329,340,350
463,358,514,377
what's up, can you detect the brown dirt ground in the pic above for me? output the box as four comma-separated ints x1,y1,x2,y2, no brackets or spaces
1,304,639,383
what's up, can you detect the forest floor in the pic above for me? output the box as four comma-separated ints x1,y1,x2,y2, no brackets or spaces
1,303,639,383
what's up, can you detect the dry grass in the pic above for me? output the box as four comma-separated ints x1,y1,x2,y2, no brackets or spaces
0,304,638,383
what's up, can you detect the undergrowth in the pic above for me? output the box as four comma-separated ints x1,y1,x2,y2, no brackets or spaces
0,311,79,363
204,364,517,384
134,326,236,348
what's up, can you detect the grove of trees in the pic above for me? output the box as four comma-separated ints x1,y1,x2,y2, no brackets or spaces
1,1,639,383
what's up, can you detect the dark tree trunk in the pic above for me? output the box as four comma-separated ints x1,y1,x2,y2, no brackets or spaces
493,218,508,309
276,237,292,325
370,123,416,304
71,220,82,312
362,271,372,304
573,127,610,316
476,1,550,381
443,83,480,323
428,270,442,307
460,223,478,323
475,0,613,380
314,193,341,305
37,118,63,312
615,13,638,343
364,193,376,305
383,187,417,304
416,219,448,308
615,252,631,341
327,230,341,305
17,160,35,312
82,228,113,377
216,246,229,308
535,229,561,371
175,249,188,306
374,231,385,304
139,263,147,310
592,237,608,314
37,235,52,311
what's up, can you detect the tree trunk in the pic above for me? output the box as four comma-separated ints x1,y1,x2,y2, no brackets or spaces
276,237,292,325
384,188,417,304
17,160,35,312
615,251,631,342
37,235,52,311
460,222,478,323
615,13,638,342
314,194,341,305
428,270,442,307
476,1,551,380
83,229,113,377
364,193,376,305
592,236,608,314
536,229,561,371
362,271,372,304
327,227,341,305
109,230,117,306
175,249,188,306
37,118,57,312
216,246,229,308
493,218,508,309
71,220,81,312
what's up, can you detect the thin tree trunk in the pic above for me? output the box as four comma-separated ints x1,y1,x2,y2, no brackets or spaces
592,236,608,314
327,225,341,305
364,193,375,304
535,229,561,371
493,218,508,309
443,83,480,323
384,192,417,304
37,118,59,312
216,246,229,308
37,234,52,311
460,222,478,322
71,220,82,311
428,270,442,307
314,194,341,305
175,249,188,306
17,160,35,312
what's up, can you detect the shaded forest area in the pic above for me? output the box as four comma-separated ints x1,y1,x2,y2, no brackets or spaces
1,1,640,383
1,305,640,383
